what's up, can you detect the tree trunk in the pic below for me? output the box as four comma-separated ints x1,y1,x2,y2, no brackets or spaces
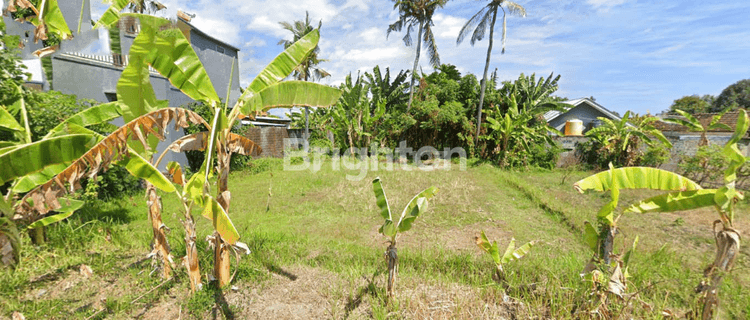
475,8,498,147
214,142,233,287
696,226,740,319
305,106,310,152
348,129,355,156
385,242,398,301
182,211,201,292
147,182,173,279
407,24,424,112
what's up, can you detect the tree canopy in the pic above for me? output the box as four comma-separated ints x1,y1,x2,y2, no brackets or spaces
711,79,750,113
669,95,711,114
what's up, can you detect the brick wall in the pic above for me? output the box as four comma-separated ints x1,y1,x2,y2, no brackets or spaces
242,127,307,158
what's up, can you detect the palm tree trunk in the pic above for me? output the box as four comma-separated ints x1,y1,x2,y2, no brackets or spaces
147,181,173,279
407,24,424,112
214,142,232,287
475,8,498,147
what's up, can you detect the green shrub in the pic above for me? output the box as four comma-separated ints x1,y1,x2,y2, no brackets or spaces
182,101,251,171
640,142,670,168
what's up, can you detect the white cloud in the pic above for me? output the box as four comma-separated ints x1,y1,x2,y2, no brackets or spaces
244,37,267,47
190,16,241,46
432,13,465,40
586,0,629,11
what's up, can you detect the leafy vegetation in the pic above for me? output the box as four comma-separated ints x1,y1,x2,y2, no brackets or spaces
372,177,437,300
626,109,749,319
4,1,750,318
579,111,671,168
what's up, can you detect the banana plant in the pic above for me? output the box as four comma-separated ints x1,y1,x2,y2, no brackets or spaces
574,165,701,264
0,82,124,246
475,230,535,283
13,108,206,278
372,177,437,300
93,6,341,286
163,161,205,292
574,165,700,312
625,109,749,319
663,109,731,147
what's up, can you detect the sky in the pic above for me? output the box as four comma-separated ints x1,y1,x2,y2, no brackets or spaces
83,0,750,116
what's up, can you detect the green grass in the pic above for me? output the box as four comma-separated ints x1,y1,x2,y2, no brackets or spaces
1,159,748,319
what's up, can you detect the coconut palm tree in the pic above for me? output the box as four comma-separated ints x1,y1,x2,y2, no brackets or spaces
279,12,331,150
387,0,447,111
456,0,526,146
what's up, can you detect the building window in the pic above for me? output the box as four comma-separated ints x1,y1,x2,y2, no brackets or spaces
217,45,225,54
105,92,118,102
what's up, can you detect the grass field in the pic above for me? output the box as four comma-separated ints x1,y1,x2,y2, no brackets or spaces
1,158,748,319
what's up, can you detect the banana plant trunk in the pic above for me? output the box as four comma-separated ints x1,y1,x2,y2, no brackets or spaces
30,226,45,245
475,8,498,147
182,210,201,292
147,182,173,278
385,242,398,301
406,24,424,112
697,226,740,320
214,142,233,287
600,225,615,265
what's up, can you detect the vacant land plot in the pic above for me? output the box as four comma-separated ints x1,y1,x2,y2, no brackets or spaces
1,159,748,319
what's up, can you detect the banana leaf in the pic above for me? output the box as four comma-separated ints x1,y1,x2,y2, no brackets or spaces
0,134,97,184
239,81,343,115
94,0,130,29
246,29,320,95
625,189,718,214
574,167,701,193
201,195,239,245
144,26,221,104
397,186,438,232
27,198,84,229
475,231,501,265
44,102,123,139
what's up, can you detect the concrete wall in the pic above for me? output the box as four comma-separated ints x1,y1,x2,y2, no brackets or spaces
188,30,241,105
3,0,94,58
3,16,44,59
548,102,614,134
659,132,750,172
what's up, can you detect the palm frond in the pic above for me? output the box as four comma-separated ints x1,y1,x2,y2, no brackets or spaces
471,7,494,46
457,5,490,45
503,1,527,17
423,25,441,68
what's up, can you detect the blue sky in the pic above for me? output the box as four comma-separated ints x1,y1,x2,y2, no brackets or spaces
86,0,750,116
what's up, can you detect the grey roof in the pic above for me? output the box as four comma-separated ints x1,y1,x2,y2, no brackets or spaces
178,17,240,52
545,98,623,123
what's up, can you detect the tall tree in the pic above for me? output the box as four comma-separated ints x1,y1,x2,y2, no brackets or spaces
456,0,526,146
279,12,331,150
387,0,447,111
711,79,750,113
669,95,711,114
